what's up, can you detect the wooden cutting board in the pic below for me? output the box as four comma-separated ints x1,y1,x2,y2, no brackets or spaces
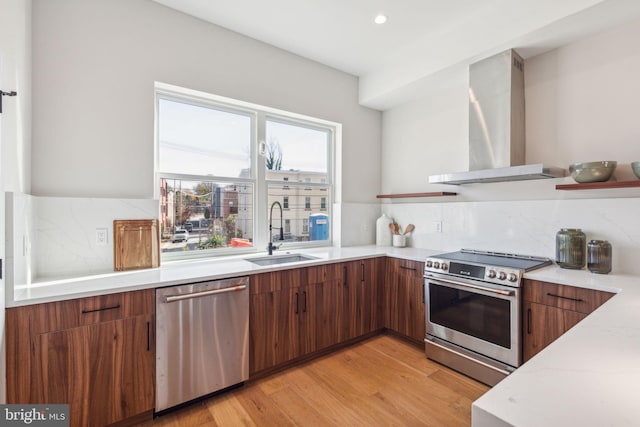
113,219,160,271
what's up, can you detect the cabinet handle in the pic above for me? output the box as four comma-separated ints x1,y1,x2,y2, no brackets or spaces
546,292,583,303
422,284,425,305
400,266,417,271
361,263,365,282
146,321,151,351
295,292,299,314
303,291,307,313
81,304,121,314
527,308,532,334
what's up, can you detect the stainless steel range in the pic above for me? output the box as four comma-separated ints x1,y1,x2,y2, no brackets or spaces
424,249,551,386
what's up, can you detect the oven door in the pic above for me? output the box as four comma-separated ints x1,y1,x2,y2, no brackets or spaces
425,274,520,367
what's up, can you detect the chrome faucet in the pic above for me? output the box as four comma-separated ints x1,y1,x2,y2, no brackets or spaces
268,201,284,255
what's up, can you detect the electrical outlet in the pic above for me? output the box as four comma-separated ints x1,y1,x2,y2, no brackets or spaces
434,221,443,233
96,228,108,246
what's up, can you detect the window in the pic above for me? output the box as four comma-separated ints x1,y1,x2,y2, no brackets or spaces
156,83,337,258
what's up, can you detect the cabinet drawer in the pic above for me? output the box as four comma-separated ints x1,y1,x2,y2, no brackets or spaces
387,258,424,278
251,269,304,294
24,289,154,334
306,263,343,283
523,279,614,314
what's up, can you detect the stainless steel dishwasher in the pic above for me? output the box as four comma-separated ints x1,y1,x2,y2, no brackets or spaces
155,276,249,413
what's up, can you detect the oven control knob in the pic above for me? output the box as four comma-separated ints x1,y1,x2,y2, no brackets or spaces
508,273,518,282
488,270,496,278
426,260,433,268
440,263,448,271
498,271,507,280
433,262,440,269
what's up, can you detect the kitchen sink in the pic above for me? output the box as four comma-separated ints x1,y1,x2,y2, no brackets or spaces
245,254,318,266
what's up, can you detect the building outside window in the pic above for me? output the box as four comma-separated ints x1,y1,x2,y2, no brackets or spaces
156,83,337,259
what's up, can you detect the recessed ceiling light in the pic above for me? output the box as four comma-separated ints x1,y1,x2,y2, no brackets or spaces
374,14,387,24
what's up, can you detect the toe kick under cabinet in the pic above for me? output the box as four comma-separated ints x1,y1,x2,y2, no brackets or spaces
6,289,155,427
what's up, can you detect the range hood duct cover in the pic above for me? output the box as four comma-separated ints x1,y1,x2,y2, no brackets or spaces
429,50,564,185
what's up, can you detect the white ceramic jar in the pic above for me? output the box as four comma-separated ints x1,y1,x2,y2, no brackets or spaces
376,213,393,246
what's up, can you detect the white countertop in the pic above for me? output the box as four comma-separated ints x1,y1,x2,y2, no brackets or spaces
8,245,438,307
12,245,640,426
473,267,640,427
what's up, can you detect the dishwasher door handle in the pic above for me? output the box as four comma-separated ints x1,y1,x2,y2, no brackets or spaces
163,284,247,303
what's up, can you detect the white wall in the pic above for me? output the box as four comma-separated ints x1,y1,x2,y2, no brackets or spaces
31,0,381,202
382,16,640,193
378,16,640,273
0,0,32,405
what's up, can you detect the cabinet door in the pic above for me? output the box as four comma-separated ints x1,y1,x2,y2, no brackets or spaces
385,258,425,343
250,290,280,374
315,277,344,349
342,261,363,341
35,314,154,427
408,275,426,343
342,258,380,340
384,258,402,333
522,301,586,362
298,282,320,355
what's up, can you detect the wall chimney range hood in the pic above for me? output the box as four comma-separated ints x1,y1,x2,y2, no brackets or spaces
428,50,565,185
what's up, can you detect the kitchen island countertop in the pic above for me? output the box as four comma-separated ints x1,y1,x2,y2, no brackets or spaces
473,266,640,427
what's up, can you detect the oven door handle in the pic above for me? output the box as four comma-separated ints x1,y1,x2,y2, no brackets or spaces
427,277,515,297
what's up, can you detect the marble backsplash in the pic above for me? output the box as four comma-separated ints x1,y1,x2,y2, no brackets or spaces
379,197,640,276
6,192,159,283
7,191,640,285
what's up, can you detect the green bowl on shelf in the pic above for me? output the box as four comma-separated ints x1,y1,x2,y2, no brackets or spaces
632,161,640,179
569,161,617,183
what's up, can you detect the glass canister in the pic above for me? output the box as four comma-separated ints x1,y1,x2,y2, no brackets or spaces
556,228,586,269
587,240,612,274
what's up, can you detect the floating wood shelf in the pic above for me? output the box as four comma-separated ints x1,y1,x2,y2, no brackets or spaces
376,192,458,199
555,180,640,191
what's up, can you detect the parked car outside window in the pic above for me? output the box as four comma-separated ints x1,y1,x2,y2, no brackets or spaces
172,229,189,243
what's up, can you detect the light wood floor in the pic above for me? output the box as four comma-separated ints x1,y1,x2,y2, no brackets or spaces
142,334,489,427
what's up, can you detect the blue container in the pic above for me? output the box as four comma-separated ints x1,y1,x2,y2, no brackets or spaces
309,213,329,241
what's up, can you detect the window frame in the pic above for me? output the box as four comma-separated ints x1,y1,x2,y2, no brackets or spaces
155,82,338,261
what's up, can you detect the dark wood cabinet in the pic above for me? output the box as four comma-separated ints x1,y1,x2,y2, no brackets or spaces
343,258,383,340
522,279,614,362
384,258,425,344
250,258,383,376
250,269,304,374
6,289,155,427
309,263,344,349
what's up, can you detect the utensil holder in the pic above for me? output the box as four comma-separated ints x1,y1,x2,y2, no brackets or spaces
393,234,406,248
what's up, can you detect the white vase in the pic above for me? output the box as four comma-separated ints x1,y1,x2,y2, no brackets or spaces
376,213,393,246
